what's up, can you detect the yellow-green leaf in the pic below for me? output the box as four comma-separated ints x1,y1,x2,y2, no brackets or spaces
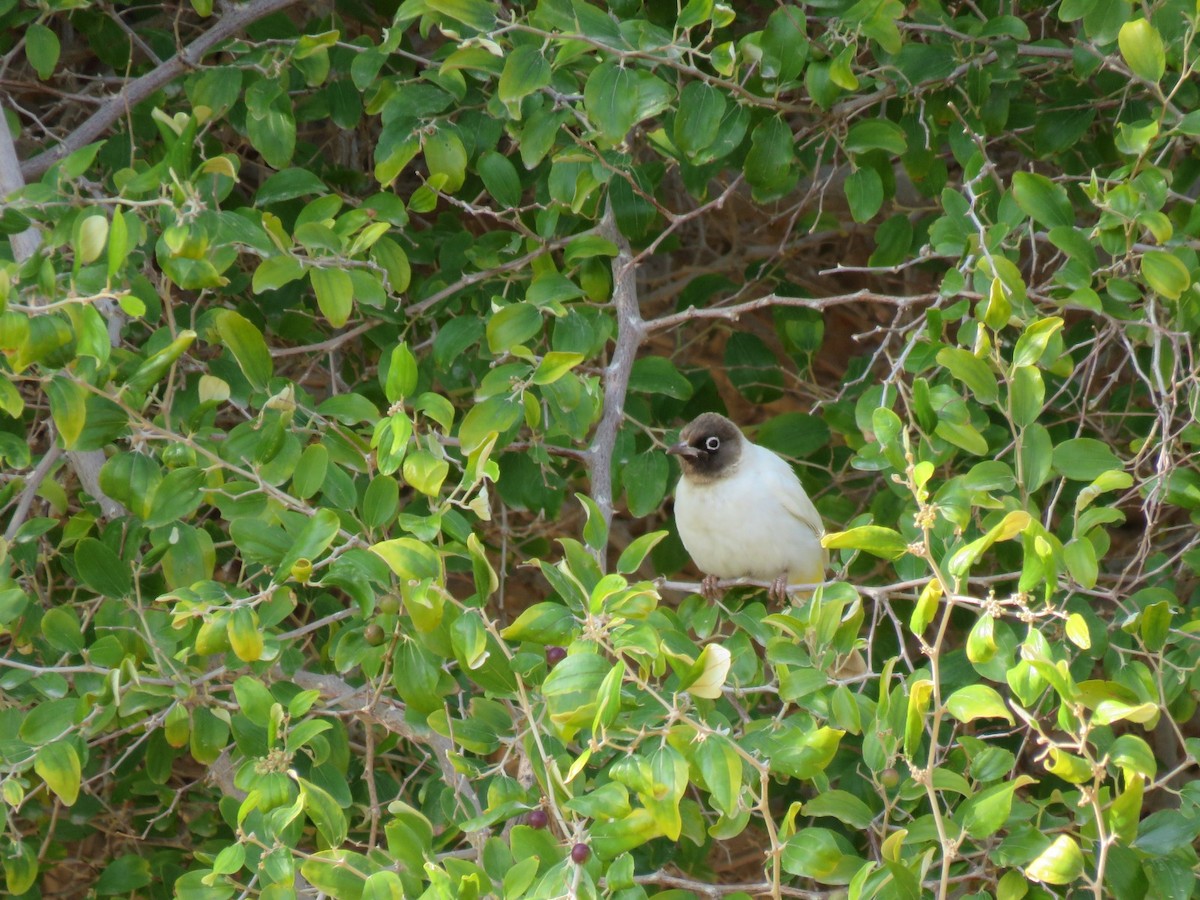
35,741,81,805
1141,251,1190,300
1118,18,1165,83
823,525,909,560
1026,833,1084,885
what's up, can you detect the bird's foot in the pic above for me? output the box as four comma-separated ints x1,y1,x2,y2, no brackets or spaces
768,574,791,604
700,574,722,601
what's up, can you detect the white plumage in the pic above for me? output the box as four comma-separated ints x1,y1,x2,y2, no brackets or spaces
674,439,827,585
669,413,827,596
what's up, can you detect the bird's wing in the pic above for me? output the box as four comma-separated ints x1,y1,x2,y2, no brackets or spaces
760,446,824,536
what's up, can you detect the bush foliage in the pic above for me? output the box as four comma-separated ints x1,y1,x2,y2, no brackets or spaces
2,0,1200,897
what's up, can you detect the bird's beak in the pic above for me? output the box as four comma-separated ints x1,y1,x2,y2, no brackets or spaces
668,441,701,459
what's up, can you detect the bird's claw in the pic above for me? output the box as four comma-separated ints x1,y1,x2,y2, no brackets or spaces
700,574,722,601
768,574,790,604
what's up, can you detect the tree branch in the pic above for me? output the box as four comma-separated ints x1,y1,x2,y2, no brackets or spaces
20,0,301,180
586,202,646,565
289,669,485,823
645,290,940,334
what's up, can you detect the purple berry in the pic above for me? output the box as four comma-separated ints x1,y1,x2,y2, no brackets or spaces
545,646,567,666
570,842,590,864
526,809,548,829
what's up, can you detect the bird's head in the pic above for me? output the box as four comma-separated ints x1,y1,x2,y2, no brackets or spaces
668,412,744,482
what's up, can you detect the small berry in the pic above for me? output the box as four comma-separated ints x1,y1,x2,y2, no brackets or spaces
526,809,548,829
378,595,400,615
545,646,567,666
364,624,386,646
570,842,590,864
879,767,900,789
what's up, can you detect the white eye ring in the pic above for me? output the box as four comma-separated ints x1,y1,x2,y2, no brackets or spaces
704,436,720,452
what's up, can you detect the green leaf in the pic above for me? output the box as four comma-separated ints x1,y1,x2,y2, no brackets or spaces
845,120,907,156
578,492,608,552
384,343,418,402
275,508,341,583
1026,833,1085,885
26,23,61,80
616,531,668,575
760,6,808,83
696,734,742,816
35,741,81,806
215,309,273,391
252,254,305,292
246,103,296,170
1051,438,1122,481
20,698,78,743
300,776,349,847
47,375,86,449
75,537,132,598
123,330,197,397
622,451,669,518
487,302,542,353
781,827,862,885
1141,251,1190,300
937,347,998,404
744,115,796,201
499,46,550,116
802,790,875,830
1064,538,1098,589
1118,18,1166,83
310,267,354,327
93,854,152,894
477,150,522,208
527,271,585,307
500,602,577,645
628,357,693,399
1010,365,1045,427
1012,172,1073,229
292,444,329,499
41,606,84,653
424,127,468,193
962,776,1036,839
361,474,400,530
674,81,726,159
301,850,376,897
946,685,1014,725
584,62,639,143
426,0,496,32
189,706,229,765
845,167,884,222
458,396,520,452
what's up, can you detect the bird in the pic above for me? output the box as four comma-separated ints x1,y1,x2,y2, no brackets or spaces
668,412,828,603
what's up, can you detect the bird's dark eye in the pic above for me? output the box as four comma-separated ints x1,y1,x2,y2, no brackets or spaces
704,436,720,452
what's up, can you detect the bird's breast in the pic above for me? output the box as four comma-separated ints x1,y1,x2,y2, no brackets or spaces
673,461,825,583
